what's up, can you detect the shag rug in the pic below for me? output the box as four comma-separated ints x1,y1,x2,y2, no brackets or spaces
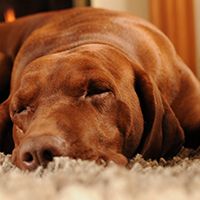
0,148,200,200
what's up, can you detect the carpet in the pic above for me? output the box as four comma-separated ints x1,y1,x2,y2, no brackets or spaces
0,148,200,200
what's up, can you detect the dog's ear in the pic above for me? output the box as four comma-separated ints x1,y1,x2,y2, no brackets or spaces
160,96,185,158
126,67,184,159
0,99,14,154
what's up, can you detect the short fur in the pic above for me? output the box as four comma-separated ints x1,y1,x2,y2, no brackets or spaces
0,8,200,170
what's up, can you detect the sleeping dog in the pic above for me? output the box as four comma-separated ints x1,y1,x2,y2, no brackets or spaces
0,7,200,170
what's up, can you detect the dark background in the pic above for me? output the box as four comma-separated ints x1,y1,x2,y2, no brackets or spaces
0,0,91,22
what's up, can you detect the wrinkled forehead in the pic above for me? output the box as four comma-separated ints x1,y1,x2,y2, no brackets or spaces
18,45,133,94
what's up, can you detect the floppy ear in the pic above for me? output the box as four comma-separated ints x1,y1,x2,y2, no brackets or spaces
130,67,184,159
0,99,14,154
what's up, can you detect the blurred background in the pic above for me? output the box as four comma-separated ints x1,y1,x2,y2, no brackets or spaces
0,0,199,78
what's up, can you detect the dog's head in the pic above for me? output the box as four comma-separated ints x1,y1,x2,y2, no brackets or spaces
0,44,184,170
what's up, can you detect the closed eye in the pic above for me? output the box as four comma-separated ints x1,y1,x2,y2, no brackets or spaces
14,106,27,115
13,105,32,116
86,81,111,97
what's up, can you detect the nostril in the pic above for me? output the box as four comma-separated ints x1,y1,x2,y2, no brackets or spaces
42,149,53,162
23,152,34,163
18,136,67,170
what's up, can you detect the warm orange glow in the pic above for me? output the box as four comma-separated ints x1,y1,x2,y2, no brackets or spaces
4,8,16,22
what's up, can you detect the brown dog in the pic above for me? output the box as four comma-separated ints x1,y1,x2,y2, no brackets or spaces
0,7,200,170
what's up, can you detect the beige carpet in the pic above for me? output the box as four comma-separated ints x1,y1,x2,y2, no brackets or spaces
0,148,200,200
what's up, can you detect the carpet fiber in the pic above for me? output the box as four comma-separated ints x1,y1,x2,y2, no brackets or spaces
0,148,200,200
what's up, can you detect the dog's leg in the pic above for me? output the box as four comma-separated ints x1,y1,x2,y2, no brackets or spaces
0,13,53,58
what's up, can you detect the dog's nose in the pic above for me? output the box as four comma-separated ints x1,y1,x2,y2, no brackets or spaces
18,135,67,170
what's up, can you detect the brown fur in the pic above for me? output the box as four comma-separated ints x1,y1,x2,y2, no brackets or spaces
0,7,200,170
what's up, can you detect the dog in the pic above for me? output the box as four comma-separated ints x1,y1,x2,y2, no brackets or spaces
0,7,200,170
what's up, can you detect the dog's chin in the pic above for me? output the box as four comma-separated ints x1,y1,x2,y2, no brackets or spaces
95,151,129,167
114,154,129,166
11,147,21,169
